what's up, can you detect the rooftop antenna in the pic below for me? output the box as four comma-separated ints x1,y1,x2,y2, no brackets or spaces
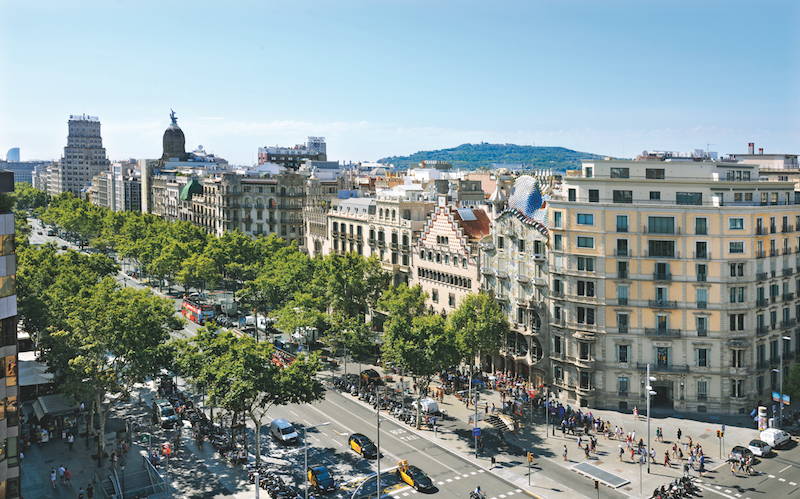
706,143,715,156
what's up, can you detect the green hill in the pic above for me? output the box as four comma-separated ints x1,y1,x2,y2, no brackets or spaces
378,143,612,172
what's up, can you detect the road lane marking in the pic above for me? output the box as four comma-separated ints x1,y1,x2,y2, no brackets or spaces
791,482,797,486
470,472,476,475
780,465,793,473
780,478,786,482
462,474,469,477
454,476,461,480
446,479,452,482
333,429,347,436
769,475,776,478
291,411,298,416
437,482,444,485
516,490,522,493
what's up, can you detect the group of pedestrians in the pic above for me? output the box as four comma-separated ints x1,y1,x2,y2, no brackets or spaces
50,463,94,497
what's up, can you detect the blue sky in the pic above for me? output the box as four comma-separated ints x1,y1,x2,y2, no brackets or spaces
1,0,798,165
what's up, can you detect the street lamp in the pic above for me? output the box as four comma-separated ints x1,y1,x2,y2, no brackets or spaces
645,365,657,474
376,387,387,499
304,421,330,499
120,461,126,499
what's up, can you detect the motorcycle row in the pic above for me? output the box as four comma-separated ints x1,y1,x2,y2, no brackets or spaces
650,476,701,499
245,464,309,499
330,378,443,427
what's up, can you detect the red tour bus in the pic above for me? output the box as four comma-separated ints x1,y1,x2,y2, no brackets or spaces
182,298,214,325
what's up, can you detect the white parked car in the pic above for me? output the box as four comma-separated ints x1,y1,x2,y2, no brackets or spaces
760,428,791,449
411,398,439,414
748,439,771,457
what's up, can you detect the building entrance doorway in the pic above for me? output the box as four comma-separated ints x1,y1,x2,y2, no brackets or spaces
651,381,673,408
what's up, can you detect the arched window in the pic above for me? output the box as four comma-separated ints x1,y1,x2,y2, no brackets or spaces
403,210,411,220
392,210,396,219
281,187,286,196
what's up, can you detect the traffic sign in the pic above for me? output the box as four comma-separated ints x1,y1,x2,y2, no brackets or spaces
472,427,481,437
162,442,171,456
141,434,150,444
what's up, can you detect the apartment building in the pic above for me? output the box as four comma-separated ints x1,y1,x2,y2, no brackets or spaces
323,185,433,286
257,137,327,169
479,176,550,386
415,196,490,315
49,114,110,196
0,171,20,497
547,158,800,414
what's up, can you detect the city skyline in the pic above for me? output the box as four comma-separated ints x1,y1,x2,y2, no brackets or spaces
1,0,798,165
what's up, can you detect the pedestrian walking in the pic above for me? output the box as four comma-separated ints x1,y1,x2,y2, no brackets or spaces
87,483,95,498
699,454,705,477
58,464,66,484
678,447,683,462
78,486,85,499
672,442,677,458
633,406,639,420
731,460,737,476
563,445,568,461
68,433,74,450
51,467,57,488
64,467,71,485
584,444,590,459
577,435,582,448
664,450,672,467
619,445,624,461
676,428,682,441
630,447,635,461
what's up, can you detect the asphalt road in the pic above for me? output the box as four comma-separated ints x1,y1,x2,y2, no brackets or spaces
692,439,800,499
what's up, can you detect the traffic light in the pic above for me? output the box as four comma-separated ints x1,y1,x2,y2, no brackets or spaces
528,452,535,462
594,480,599,489
716,430,721,438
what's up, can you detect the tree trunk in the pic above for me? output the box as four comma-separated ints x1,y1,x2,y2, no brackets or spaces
94,393,108,467
86,400,96,449
251,412,263,465
415,378,422,430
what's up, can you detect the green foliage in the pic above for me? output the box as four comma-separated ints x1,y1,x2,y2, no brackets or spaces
12,183,49,211
449,292,509,362
786,362,800,403
318,253,390,319
379,143,613,171
0,193,14,213
377,284,427,323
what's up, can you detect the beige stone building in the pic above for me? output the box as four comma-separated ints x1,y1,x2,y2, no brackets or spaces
548,157,800,413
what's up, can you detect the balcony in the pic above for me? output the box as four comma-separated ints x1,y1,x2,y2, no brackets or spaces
784,248,794,256
757,250,766,259
756,360,769,370
552,317,565,327
368,238,377,246
696,301,707,309
648,299,677,309
618,325,629,334
479,241,495,251
694,251,710,260
697,329,708,337
532,278,548,287
331,230,340,237
616,225,628,233
770,249,778,257
697,394,708,401
781,319,797,329
757,272,769,281
616,249,629,256
697,274,707,282
756,298,769,307
480,266,493,276
617,298,628,305
390,241,398,250
377,240,386,248
617,271,628,279
756,227,768,235
401,244,409,252
645,327,681,337
551,290,564,299
495,269,508,279
515,274,530,284
550,351,565,361
783,225,794,233
770,356,781,366
784,269,794,277
653,272,672,281
756,326,770,336
637,362,689,373
784,293,795,302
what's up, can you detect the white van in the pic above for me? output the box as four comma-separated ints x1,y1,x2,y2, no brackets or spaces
760,428,791,449
270,418,299,444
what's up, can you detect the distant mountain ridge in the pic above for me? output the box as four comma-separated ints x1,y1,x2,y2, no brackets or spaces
378,143,612,172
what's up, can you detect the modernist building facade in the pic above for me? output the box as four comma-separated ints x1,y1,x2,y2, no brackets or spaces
479,176,551,387
547,158,800,413
414,196,490,316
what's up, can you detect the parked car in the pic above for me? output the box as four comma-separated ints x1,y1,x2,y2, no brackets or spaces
348,433,377,458
748,439,771,457
307,464,336,493
152,399,179,428
361,369,382,386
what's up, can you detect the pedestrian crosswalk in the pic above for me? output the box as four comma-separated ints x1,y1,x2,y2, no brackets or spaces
386,469,522,499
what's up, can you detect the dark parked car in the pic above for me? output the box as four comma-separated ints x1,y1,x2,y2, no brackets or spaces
729,445,754,462
307,464,336,493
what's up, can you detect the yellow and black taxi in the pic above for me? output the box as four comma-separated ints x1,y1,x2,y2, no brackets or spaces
360,369,383,386
307,464,336,493
348,433,378,458
396,460,433,491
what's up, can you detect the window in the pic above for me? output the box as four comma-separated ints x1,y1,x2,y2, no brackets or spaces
585,167,593,178
577,236,594,248
646,168,665,179
577,280,595,297
730,263,744,276
757,376,764,395
588,190,599,203
577,257,594,271
517,239,525,252
617,313,629,331
697,348,709,367
695,241,708,259
650,191,661,200
613,190,633,203
497,236,504,249
568,189,576,202
648,217,675,234
695,217,708,235
677,192,703,205
697,288,708,308
729,313,745,331
617,260,628,278
618,377,629,395
617,284,629,301
616,239,628,256
553,234,562,251
617,345,629,363
577,307,595,325
697,316,708,336
610,167,629,178
553,211,562,228
729,287,744,303
580,372,591,389
432,289,439,302
697,380,708,399
577,213,594,225
448,294,456,307
729,218,744,230
616,215,628,232
648,240,675,258
553,336,563,354
554,366,564,381
729,242,744,254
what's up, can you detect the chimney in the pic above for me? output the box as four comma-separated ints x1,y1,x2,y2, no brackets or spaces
759,148,764,155
748,142,755,154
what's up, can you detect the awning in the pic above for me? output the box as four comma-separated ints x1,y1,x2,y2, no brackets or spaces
32,394,80,419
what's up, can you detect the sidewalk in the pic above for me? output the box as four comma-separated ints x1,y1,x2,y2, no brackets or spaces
326,361,777,499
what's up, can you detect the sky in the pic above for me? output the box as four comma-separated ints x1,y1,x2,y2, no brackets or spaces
1,0,798,166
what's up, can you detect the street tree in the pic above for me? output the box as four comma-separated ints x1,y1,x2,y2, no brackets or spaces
177,253,221,295
41,279,180,465
449,292,509,401
318,253,390,318
382,313,459,429
325,314,376,388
